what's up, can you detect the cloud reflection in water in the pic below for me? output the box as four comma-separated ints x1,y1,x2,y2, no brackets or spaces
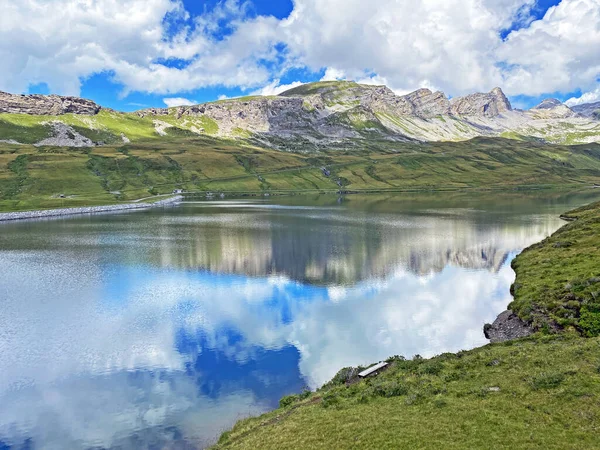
0,192,596,449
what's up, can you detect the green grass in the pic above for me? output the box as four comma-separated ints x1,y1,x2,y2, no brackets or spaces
510,201,600,336
214,334,600,449
0,109,223,145
1,137,599,212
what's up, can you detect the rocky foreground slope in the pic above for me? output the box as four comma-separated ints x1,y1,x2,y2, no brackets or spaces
1,81,599,148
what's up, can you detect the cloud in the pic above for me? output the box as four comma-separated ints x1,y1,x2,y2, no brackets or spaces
1,0,600,103
163,97,197,107
250,79,304,96
280,0,538,95
498,0,600,96
565,86,600,106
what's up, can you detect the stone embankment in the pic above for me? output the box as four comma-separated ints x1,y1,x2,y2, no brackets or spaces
0,196,183,222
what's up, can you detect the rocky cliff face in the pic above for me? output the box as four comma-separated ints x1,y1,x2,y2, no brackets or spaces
0,91,101,115
571,101,600,118
450,87,512,117
402,89,450,117
137,83,513,143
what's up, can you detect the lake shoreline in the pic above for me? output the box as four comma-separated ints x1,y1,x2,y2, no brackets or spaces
0,195,183,222
213,200,600,449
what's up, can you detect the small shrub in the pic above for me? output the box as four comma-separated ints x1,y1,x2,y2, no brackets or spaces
404,391,425,405
530,372,566,390
419,362,444,376
218,431,231,444
469,387,490,398
370,380,409,398
433,397,448,408
299,389,312,400
579,304,600,337
322,392,340,408
443,371,462,382
279,394,300,408
355,393,370,404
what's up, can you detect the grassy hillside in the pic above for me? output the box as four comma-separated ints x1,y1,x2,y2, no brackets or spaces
511,201,600,336
0,109,220,145
1,137,599,212
214,334,600,449
213,202,600,449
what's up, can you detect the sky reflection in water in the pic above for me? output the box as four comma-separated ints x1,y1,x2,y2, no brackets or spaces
0,191,599,449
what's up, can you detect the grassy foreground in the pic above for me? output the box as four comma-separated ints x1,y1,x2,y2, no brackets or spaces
213,202,600,449
215,335,600,449
1,136,600,212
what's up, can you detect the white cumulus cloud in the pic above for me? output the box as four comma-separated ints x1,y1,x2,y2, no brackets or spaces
565,86,600,106
250,79,305,96
163,97,197,107
0,0,599,104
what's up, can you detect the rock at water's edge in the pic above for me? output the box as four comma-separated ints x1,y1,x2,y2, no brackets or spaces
483,310,533,343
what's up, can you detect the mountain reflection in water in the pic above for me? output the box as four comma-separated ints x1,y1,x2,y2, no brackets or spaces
0,191,599,449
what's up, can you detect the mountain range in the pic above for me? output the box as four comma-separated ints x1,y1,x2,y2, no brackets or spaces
1,81,599,149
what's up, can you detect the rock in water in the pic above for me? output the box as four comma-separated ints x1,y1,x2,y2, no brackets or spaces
0,91,101,115
483,310,533,343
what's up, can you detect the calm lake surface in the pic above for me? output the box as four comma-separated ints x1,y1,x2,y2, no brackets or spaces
1,190,600,449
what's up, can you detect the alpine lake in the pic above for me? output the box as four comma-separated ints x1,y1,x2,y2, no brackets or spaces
1,189,600,449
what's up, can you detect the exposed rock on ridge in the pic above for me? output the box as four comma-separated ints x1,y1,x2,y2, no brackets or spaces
1,81,600,147
0,91,101,115
528,98,576,119
403,89,451,116
571,101,600,118
450,87,512,117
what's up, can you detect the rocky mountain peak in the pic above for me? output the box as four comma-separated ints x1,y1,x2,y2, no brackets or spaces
450,87,512,117
534,98,563,109
0,91,101,116
528,98,576,119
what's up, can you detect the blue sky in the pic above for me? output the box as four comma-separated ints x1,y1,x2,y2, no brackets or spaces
6,0,599,111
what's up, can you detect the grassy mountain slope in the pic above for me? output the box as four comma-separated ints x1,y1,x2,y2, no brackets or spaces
1,137,600,212
0,109,219,145
213,202,600,449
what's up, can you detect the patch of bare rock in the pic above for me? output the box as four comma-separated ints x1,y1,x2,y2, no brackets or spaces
0,91,101,115
35,122,94,147
484,310,534,343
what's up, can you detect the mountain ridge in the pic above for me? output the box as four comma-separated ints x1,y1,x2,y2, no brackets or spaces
1,81,599,148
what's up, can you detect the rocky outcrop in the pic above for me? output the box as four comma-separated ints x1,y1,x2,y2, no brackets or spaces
402,89,450,117
534,98,562,110
0,91,101,115
450,87,512,117
571,101,600,118
528,99,576,119
483,310,534,343
35,122,94,147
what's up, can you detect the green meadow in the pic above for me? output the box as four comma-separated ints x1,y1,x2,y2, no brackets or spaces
1,136,599,212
